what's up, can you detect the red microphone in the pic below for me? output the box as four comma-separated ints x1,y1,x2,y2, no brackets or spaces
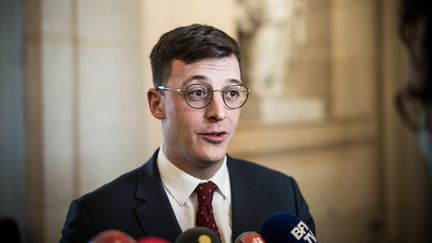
90,230,137,243
137,237,170,243
234,231,266,243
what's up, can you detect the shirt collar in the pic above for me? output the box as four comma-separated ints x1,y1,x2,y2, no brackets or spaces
157,145,230,206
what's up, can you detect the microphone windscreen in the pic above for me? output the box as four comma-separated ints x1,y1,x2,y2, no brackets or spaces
137,237,170,243
175,227,221,243
260,213,317,243
234,231,265,243
90,229,137,243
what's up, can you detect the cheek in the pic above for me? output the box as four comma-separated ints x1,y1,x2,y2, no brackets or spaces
164,96,192,119
166,107,201,133
228,110,241,126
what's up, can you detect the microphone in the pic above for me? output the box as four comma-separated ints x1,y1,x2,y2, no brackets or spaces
90,229,137,243
260,213,317,243
234,231,266,243
137,237,170,243
175,227,221,243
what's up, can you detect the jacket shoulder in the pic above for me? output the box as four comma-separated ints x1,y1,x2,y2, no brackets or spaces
78,166,140,203
227,156,294,182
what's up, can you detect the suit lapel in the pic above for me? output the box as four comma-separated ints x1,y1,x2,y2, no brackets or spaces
228,157,265,239
134,151,182,242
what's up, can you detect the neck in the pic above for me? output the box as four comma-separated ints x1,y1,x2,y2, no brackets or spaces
161,146,226,179
172,158,224,180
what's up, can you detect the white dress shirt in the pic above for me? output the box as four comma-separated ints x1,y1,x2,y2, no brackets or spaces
157,146,232,243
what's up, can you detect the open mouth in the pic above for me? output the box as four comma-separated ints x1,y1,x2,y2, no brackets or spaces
200,132,227,143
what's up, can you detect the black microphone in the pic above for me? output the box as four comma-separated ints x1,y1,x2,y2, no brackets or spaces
260,213,317,243
175,227,221,243
234,231,265,243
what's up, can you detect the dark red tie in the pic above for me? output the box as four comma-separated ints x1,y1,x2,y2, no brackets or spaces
195,181,220,237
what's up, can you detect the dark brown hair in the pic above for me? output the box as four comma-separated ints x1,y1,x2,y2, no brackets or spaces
150,24,241,87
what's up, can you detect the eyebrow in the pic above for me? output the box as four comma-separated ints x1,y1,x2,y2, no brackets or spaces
183,75,242,86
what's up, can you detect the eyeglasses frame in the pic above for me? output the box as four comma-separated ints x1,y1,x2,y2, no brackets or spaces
157,83,251,109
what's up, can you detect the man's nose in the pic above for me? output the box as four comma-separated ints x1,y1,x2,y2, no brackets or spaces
205,91,227,121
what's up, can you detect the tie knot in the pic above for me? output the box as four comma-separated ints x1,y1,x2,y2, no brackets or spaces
196,181,217,205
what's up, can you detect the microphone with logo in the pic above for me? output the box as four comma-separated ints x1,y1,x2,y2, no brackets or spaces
260,213,317,243
175,227,221,243
234,231,266,243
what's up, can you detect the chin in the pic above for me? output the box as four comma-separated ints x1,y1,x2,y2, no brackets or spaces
199,148,227,163
192,139,230,162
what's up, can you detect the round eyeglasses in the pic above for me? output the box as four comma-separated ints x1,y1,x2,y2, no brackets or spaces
394,86,432,131
157,83,251,109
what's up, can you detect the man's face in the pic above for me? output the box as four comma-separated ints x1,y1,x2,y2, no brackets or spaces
158,55,242,171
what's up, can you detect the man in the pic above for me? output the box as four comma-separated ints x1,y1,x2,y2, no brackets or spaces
395,0,432,175
60,24,315,243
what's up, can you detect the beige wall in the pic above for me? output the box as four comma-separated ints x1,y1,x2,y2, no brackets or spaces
26,0,148,242
24,0,431,243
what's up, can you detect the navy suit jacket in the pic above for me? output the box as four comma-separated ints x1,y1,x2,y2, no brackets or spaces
60,149,315,242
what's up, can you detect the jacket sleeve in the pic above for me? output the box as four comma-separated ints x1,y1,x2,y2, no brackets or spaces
291,178,316,235
59,200,94,243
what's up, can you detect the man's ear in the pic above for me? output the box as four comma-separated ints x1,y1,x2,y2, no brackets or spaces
147,88,165,119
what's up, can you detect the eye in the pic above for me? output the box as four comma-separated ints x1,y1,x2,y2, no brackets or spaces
186,85,209,100
190,89,205,97
224,86,241,99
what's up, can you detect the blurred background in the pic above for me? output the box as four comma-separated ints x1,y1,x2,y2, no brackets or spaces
1,0,431,242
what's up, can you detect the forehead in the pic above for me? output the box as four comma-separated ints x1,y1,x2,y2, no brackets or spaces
168,55,241,87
